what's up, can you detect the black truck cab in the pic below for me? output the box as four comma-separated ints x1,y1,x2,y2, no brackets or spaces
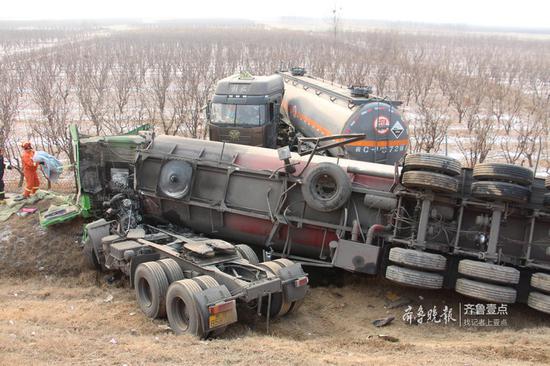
207,72,284,148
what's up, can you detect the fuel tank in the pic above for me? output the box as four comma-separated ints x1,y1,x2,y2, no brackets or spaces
279,71,408,165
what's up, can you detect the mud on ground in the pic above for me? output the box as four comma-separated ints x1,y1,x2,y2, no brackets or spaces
0,211,549,365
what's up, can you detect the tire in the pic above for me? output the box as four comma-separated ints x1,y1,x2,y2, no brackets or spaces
157,258,184,284
470,181,529,204
272,258,295,268
457,259,520,285
455,278,516,303
272,259,303,315
235,244,260,265
83,237,101,271
531,272,550,293
401,171,458,193
301,162,352,212
527,292,550,314
166,279,206,337
404,153,462,176
257,261,285,318
134,262,170,319
388,247,447,271
193,275,220,290
385,265,443,289
473,163,534,186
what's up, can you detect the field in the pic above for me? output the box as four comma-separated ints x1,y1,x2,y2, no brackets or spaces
1,20,550,365
1,207,550,365
0,19,549,193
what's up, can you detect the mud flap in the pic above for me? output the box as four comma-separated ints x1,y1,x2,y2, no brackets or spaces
278,263,309,302
194,285,237,331
330,239,380,274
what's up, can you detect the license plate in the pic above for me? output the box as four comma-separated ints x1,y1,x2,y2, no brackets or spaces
209,310,236,329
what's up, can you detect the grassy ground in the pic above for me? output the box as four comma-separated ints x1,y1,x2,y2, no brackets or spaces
0,210,549,365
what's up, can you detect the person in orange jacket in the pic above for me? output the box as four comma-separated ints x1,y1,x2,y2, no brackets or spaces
21,142,40,198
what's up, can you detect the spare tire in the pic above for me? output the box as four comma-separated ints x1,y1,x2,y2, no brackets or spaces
301,162,352,212
473,163,533,186
404,153,462,176
402,171,458,193
471,181,530,204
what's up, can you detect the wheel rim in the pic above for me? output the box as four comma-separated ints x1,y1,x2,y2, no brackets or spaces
172,296,190,332
313,173,337,201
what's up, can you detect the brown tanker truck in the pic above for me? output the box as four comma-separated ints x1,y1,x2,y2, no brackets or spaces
207,68,409,165
75,129,550,337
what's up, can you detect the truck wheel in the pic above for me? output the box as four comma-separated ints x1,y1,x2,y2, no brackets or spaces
272,259,305,315
157,258,184,284
388,247,447,271
134,262,170,319
83,237,101,271
531,273,550,293
258,261,285,318
470,181,529,204
235,244,260,264
401,171,458,193
473,163,533,186
385,265,443,289
527,292,550,314
404,153,462,176
301,162,351,212
272,258,295,268
166,279,206,337
455,278,516,303
193,275,220,290
457,259,520,285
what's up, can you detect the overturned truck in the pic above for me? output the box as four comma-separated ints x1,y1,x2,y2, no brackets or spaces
77,129,550,336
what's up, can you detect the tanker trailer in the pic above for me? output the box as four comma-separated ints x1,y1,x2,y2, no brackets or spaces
207,68,408,165
135,136,550,315
279,69,408,165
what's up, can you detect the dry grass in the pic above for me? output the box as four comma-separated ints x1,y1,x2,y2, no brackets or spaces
0,213,549,365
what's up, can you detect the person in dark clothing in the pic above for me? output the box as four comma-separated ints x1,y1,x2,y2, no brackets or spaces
0,147,6,203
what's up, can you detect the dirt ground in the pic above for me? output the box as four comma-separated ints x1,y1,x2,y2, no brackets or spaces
1,208,549,365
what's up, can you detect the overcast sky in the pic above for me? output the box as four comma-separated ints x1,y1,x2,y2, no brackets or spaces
1,0,548,29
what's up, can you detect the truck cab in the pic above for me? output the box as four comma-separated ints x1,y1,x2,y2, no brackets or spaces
207,72,284,148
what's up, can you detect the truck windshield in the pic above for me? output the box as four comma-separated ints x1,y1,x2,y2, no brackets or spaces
211,103,265,126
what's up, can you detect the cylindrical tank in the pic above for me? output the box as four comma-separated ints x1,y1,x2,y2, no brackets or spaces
137,136,396,259
279,72,409,165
